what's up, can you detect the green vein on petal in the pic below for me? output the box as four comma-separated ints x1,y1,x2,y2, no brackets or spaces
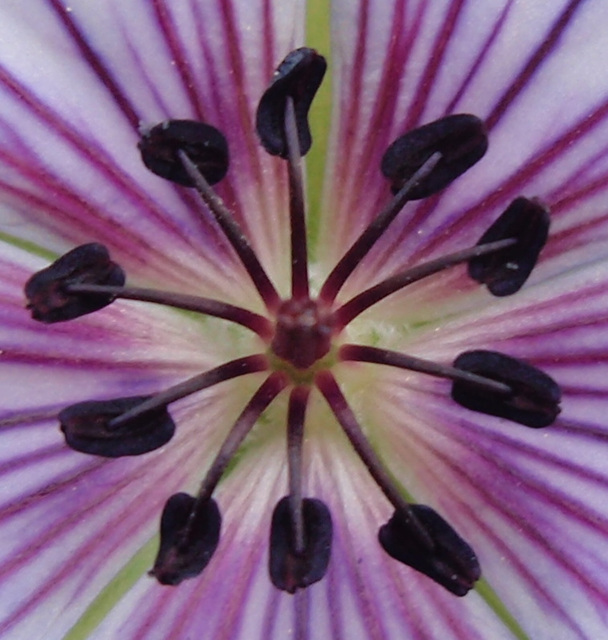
62,537,158,640
0,231,58,260
305,0,332,261
475,578,532,640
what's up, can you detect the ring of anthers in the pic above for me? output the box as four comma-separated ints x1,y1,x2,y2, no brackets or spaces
25,48,560,596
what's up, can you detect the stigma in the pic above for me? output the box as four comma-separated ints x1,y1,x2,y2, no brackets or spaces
25,47,559,596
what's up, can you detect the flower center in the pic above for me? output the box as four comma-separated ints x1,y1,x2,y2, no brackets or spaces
24,47,562,598
270,297,335,372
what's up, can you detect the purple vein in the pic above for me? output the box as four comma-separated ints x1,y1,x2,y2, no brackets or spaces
47,0,140,128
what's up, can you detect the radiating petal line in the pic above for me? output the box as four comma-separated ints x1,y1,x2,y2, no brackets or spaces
401,0,468,131
151,0,206,121
444,0,515,114
0,152,218,289
47,0,141,128
485,0,584,129
328,0,426,251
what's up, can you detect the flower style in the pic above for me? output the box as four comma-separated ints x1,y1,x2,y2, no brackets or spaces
1,1,608,639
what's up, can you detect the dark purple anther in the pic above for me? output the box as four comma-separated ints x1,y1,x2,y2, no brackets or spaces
139,120,229,187
452,350,561,428
379,504,480,596
381,114,488,199
256,48,327,158
59,396,175,457
469,197,550,296
150,493,221,586
25,243,125,323
269,496,332,593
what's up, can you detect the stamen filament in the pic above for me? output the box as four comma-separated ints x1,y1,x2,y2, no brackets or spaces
194,372,288,504
178,149,281,312
287,385,310,554
333,238,517,327
285,97,309,300
108,354,269,429
66,283,274,339
339,344,511,395
315,370,434,551
318,152,442,303
294,590,310,640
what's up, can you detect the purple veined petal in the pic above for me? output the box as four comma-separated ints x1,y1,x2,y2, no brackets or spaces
0,350,270,637
0,392,242,639
1,1,608,639
390,250,608,363
369,383,608,640
320,0,608,302
337,257,608,638
81,440,288,640
72,436,521,640
0,238,273,638
0,243,259,386
0,245,265,635
0,0,307,302
297,439,520,640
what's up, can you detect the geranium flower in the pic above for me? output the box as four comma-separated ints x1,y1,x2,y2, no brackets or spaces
1,0,607,638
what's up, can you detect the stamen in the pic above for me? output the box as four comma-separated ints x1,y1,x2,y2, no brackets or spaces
333,238,516,327
109,354,269,430
177,149,281,312
287,386,310,553
256,48,327,158
319,152,442,303
66,283,273,339
194,372,287,504
59,396,175,457
381,114,488,199
452,350,561,427
150,492,221,586
269,495,333,594
469,196,550,296
285,97,310,299
149,372,287,587
379,505,480,596
139,120,229,187
315,370,434,551
339,344,511,395
25,243,125,323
